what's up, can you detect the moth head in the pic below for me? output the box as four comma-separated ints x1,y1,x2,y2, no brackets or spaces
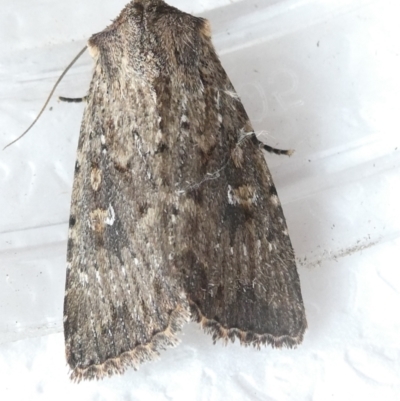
87,1,211,84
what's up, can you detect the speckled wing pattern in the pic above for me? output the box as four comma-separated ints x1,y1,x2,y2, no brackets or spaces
63,0,306,382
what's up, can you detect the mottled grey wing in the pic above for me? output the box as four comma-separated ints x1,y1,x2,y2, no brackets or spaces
63,4,194,381
152,10,308,346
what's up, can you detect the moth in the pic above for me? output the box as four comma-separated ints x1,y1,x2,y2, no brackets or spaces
62,0,307,381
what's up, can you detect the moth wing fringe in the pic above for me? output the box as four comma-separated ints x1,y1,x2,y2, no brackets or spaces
69,303,190,382
189,300,305,349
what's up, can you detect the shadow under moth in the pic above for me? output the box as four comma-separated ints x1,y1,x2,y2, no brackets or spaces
61,0,307,382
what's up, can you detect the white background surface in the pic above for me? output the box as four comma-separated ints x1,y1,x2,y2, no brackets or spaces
1,0,400,400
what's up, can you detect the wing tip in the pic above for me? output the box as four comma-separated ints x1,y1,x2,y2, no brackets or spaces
189,300,306,349
68,303,190,382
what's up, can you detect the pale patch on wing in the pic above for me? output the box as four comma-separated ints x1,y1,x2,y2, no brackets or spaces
227,184,257,207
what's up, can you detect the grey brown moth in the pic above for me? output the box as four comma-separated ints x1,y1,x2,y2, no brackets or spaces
63,0,307,382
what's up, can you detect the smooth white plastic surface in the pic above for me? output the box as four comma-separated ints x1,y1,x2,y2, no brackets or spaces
1,0,399,400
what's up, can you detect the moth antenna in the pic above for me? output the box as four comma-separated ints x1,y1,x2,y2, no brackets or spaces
3,46,87,150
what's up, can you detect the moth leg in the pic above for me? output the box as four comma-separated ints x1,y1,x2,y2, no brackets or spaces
259,141,294,156
59,96,87,103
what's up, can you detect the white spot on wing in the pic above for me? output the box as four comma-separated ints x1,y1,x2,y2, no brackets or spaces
227,185,234,205
105,204,115,226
